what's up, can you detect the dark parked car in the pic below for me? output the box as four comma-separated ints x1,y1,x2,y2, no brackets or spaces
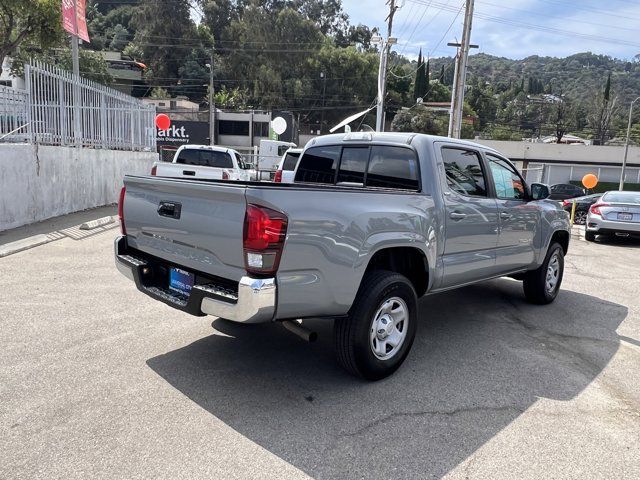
549,183,586,200
562,194,602,225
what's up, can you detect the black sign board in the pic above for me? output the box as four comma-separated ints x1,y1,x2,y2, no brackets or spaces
156,121,209,146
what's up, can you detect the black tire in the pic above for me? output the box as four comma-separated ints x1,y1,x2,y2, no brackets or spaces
585,231,596,242
522,242,565,305
334,270,417,380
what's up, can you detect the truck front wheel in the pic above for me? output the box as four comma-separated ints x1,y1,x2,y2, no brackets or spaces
334,270,417,380
522,242,565,305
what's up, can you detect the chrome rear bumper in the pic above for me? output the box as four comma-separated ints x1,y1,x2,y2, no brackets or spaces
114,236,276,323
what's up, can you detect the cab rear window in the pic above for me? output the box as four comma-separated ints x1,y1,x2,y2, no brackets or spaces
294,145,419,191
176,149,233,168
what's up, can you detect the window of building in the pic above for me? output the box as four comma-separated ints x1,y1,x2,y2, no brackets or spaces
441,148,487,197
219,120,250,136
253,122,269,137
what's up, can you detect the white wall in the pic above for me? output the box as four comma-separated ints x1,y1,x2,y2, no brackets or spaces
0,144,157,231
475,140,640,167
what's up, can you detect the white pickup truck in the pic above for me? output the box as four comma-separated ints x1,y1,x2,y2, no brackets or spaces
152,145,254,181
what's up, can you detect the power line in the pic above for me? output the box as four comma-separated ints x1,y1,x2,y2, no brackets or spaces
408,0,640,48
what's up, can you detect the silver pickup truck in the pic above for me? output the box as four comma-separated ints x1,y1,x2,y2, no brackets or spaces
115,133,570,380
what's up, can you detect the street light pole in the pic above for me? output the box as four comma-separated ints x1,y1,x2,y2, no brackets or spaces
620,96,640,191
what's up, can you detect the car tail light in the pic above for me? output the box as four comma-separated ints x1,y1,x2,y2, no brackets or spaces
151,165,157,176
222,170,230,180
274,170,283,183
562,199,570,207
589,202,608,217
243,204,288,275
118,186,126,235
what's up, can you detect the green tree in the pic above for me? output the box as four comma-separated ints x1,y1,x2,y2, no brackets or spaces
424,59,430,100
131,0,200,85
413,49,426,102
56,49,113,84
390,105,446,135
0,0,63,64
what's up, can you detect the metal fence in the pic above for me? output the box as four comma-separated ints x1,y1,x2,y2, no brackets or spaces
0,61,155,151
0,86,28,141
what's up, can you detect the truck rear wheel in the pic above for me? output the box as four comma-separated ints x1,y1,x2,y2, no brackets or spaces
522,242,564,305
334,270,417,380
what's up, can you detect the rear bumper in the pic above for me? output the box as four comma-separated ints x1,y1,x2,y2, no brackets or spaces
586,216,640,234
114,236,276,323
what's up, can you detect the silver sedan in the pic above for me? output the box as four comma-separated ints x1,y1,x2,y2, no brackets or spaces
585,190,640,241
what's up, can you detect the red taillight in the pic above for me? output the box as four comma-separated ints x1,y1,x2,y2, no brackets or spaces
243,204,287,275
118,186,126,235
150,165,157,176
589,202,608,217
562,199,570,207
222,170,230,180
274,170,283,183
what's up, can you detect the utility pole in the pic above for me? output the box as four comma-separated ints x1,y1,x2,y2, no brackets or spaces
448,0,475,138
208,48,216,146
375,0,399,132
71,0,81,147
320,72,326,134
620,96,640,190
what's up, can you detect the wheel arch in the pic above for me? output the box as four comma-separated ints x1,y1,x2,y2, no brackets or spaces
361,246,431,297
550,229,570,255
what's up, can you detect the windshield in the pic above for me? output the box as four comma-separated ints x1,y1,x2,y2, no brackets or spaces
602,191,640,204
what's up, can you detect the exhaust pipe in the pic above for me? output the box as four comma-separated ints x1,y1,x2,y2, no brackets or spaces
282,320,318,343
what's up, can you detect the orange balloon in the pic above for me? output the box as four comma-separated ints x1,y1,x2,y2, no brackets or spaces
582,173,598,189
155,113,171,130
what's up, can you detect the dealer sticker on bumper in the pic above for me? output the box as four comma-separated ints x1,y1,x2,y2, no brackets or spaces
169,268,194,297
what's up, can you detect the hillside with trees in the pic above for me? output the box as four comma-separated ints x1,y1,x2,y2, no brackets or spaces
2,1,639,142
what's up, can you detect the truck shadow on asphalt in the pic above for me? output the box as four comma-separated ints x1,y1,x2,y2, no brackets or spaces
146,279,627,479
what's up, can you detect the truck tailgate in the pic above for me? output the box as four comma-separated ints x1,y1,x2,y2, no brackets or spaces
122,175,247,281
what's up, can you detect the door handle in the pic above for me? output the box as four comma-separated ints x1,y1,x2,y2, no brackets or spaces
158,201,182,219
500,212,512,219
449,212,467,220
182,170,196,176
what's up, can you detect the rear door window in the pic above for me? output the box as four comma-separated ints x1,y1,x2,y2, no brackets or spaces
337,147,369,184
366,146,419,190
294,146,341,184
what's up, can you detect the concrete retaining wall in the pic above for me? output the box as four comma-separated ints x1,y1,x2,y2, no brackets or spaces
0,144,157,231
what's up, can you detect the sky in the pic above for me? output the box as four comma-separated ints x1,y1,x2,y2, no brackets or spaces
341,0,640,60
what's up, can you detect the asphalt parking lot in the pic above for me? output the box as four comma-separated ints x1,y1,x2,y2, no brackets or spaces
1,216,639,479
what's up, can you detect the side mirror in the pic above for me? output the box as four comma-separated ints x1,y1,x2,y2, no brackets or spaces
530,183,550,200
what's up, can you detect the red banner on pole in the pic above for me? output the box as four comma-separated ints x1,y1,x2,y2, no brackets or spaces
61,0,90,42
76,0,90,43
61,0,77,36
